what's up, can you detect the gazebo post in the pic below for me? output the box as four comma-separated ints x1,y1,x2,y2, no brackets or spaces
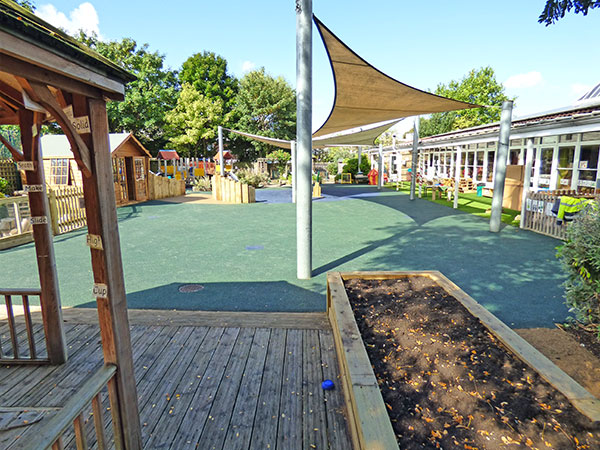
490,101,514,232
291,140,297,203
18,108,67,365
79,97,142,449
377,143,383,190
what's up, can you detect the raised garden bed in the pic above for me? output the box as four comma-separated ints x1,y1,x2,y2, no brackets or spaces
327,271,600,450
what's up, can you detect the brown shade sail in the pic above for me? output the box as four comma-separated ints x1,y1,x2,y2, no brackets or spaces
312,16,480,137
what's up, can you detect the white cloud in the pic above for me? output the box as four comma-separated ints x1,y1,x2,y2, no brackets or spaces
242,61,256,73
36,2,101,37
504,71,543,89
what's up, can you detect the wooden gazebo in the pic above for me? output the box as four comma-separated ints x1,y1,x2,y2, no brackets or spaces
0,1,142,448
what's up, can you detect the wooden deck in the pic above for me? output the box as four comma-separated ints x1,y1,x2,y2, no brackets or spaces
0,310,352,449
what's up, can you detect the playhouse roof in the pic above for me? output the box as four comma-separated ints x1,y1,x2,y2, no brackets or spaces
157,150,180,160
40,132,150,158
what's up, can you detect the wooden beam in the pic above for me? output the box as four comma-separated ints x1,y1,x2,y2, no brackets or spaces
0,132,24,161
0,78,25,109
0,30,125,98
78,97,142,449
26,80,92,177
18,108,67,365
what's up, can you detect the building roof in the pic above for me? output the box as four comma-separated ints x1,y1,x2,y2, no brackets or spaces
0,0,135,84
40,132,150,158
157,150,180,160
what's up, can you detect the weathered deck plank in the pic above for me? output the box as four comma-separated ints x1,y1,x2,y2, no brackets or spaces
0,316,352,450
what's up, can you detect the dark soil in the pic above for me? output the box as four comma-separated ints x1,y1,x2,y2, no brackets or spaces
562,323,600,360
345,277,600,449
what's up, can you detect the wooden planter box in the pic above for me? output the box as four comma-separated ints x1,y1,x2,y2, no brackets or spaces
326,270,600,450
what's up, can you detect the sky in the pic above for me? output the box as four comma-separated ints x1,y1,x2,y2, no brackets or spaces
32,1,600,134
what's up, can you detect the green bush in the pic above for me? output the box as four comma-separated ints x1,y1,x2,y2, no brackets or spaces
0,177,10,197
557,201,600,325
342,158,370,176
192,176,212,192
237,169,269,188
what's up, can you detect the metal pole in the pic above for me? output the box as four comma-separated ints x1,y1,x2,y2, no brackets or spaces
291,140,297,203
453,146,462,209
357,146,363,174
377,143,383,190
490,100,514,232
296,0,312,279
218,125,224,176
409,116,419,200
520,137,534,229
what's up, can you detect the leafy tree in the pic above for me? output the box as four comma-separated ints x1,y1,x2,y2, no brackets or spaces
165,83,224,157
265,149,291,177
0,126,21,158
15,1,35,12
233,68,296,159
76,33,179,154
539,0,600,25
419,67,513,137
180,52,238,110
342,157,370,177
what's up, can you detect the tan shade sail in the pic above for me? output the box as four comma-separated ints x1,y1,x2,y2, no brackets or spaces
225,128,292,149
312,16,480,137
312,118,402,147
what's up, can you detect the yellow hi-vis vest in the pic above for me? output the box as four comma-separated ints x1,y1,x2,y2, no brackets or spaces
557,196,593,223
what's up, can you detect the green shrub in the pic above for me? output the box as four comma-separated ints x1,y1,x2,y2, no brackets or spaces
237,169,269,188
192,176,212,192
0,177,10,196
342,158,370,176
557,201,600,325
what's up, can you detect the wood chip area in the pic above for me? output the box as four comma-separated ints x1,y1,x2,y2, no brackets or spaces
0,314,351,449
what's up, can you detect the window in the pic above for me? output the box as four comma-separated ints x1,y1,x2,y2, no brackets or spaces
578,145,599,191
50,158,70,185
487,151,495,182
509,149,520,165
538,147,553,187
557,146,575,188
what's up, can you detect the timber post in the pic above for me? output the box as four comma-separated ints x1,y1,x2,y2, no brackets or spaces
77,96,142,449
18,108,67,365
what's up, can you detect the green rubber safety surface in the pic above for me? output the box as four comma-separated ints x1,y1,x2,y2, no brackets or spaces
0,186,567,328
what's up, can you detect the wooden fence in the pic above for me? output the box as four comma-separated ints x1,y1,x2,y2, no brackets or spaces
0,158,20,193
212,173,255,203
48,185,86,235
522,190,599,240
148,173,186,200
0,195,33,250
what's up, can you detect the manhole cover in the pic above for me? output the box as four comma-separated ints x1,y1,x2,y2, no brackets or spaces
178,284,204,293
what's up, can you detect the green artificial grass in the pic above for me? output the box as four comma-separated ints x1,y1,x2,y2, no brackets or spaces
386,182,521,227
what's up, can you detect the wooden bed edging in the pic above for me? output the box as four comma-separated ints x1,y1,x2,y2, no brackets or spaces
332,270,600,425
327,272,399,450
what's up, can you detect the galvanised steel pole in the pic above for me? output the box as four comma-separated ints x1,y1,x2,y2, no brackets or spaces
520,137,534,229
378,142,383,190
490,100,513,232
357,146,363,174
409,116,419,200
296,0,312,279
453,146,462,209
291,140,297,203
218,125,224,176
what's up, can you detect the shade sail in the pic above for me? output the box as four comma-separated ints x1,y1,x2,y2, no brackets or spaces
227,118,400,150
312,16,480,137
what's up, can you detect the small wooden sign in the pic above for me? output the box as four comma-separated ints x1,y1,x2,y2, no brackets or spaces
31,125,38,137
63,105,74,120
31,216,48,225
16,161,35,171
24,184,44,193
93,283,108,299
86,234,103,250
71,116,90,134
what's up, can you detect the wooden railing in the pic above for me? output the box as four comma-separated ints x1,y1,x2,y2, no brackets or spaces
48,186,86,235
0,288,47,364
522,190,599,240
19,364,120,450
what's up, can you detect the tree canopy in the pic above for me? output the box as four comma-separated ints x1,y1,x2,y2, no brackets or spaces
164,84,225,157
76,33,180,154
233,68,296,159
539,0,600,25
419,67,513,137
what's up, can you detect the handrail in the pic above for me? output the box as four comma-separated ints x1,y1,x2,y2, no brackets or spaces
17,364,117,450
0,288,41,296
0,195,29,206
